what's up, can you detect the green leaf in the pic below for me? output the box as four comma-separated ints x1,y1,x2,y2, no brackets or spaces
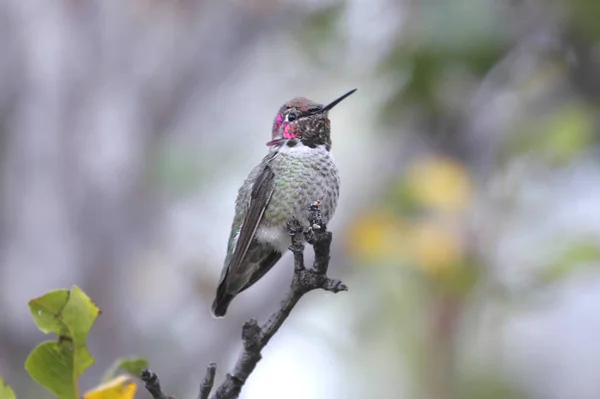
102,358,149,383
25,342,78,399
25,286,101,399
28,289,70,337
0,377,17,399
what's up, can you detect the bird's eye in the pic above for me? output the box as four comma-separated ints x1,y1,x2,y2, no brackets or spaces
286,113,297,122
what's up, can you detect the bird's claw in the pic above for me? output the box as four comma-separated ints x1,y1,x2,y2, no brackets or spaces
286,219,303,236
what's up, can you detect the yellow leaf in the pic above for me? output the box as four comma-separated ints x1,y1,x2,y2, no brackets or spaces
83,375,137,399
404,157,472,212
408,221,462,276
346,210,408,264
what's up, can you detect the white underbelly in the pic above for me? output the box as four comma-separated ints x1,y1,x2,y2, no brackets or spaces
255,225,290,253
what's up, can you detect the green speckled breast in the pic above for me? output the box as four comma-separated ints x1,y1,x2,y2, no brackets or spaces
262,144,340,227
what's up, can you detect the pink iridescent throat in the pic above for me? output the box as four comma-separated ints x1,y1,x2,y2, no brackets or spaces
273,114,284,135
267,113,296,146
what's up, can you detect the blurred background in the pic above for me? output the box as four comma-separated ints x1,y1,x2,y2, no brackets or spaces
2,0,600,398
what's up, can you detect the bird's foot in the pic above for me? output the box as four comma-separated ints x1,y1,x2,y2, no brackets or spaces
308,200,323,230
287,219,305,272
287,219,304,253
305,200,327,244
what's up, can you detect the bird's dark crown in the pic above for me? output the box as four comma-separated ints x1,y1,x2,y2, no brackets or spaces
267,89,357,151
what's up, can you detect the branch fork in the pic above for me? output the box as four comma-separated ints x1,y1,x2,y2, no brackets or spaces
142,200,347,399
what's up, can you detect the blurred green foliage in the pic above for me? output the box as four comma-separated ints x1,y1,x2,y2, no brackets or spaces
380,0,509,122
455,373,526,399
297,2,346,65
152,146,207,195
308,0,600,396
509,103,596,165
563,0,600,40
539,240,600,284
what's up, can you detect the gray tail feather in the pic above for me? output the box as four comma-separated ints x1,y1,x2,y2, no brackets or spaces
211,284,234,318
211,246,282,318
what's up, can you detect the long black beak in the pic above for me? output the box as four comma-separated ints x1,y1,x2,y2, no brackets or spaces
319,88,357,113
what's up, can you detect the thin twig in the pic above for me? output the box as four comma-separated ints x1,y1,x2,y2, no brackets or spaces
141,201,347,399
141,369,171,399
198,363,217,399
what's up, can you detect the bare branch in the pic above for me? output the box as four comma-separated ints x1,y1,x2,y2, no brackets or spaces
208,201,347,399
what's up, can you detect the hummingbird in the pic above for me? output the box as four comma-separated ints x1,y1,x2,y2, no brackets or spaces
211,88,357,317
